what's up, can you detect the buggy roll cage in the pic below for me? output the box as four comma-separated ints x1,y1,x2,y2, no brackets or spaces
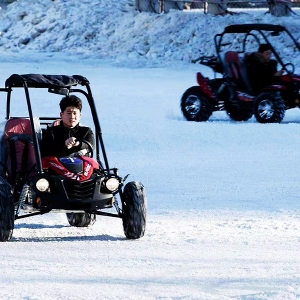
0,74,111,176
214,23,300,73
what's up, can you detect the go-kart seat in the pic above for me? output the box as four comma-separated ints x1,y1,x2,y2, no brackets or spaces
1,117,41,183
51,119,61,127
223,51,252,93
243,52,260,92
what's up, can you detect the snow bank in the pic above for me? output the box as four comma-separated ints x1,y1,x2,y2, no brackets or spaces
0,0,299,66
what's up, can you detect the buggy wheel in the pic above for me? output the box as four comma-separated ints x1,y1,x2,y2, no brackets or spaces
226,96,253,121
66,212,96,227
0,183,14,242
181,86,213,121
122,181,147,239
254,92,285,123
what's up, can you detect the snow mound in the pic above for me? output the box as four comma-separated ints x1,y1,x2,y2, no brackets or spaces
0,0,299,66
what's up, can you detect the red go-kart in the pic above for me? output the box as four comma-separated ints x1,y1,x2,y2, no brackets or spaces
0,74,147,242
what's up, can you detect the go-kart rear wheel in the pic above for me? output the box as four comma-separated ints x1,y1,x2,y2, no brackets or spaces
66,212,96,227
254,92,285,123
227,107,253,122
226,96,253,122
0,184,14,242
122,181,147,239
181,86,213,122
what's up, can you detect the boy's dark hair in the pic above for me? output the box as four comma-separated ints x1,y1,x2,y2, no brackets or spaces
258,43,272,53
60,95,82,112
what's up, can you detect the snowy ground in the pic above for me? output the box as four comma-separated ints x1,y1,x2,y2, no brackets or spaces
0,52,299,300
0,0,300,299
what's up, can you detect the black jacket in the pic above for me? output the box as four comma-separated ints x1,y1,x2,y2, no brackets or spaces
246,53,279,93
41,121,95,158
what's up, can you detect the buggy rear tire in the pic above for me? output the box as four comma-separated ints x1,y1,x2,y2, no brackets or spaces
227,107,253,122
181,86,213,122
0,183,14,242
226,96,253,122
122,181,147,239
66,212,96,227
254,92,285,123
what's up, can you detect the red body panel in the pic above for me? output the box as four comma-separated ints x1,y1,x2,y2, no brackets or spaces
196,72,217,100
281,74,300,83
42,156,100,181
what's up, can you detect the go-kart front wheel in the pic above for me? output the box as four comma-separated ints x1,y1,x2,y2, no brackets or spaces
254,92,285,123
181,86,213,122
66,212,96,227
0,183,15,242
122,181,147,239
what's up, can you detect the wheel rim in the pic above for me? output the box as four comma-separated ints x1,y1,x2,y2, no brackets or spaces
257,99,275,120
185,95,201,116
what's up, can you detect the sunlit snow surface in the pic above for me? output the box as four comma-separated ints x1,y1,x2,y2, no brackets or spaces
0,1,300,299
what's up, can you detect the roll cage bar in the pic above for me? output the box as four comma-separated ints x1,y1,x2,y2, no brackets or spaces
0,74,111,175
214,23,300,71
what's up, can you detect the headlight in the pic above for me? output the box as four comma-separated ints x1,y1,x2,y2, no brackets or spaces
36,178,50,192
105,178,119,192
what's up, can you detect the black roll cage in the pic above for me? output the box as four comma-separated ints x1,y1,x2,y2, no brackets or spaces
214,23,300,72
0,74,111,176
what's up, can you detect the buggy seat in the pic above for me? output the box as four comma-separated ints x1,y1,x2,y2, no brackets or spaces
1,118,41,183
223,51,253,94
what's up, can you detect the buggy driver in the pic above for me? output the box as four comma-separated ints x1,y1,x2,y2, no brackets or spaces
41,95,95,158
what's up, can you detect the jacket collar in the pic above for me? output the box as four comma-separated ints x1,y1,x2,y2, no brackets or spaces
59,121,79,133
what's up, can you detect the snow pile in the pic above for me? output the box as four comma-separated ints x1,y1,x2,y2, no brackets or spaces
0,0,300,65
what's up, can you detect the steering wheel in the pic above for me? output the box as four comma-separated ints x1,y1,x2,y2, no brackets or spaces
282,62,295,74
62,138,94,158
